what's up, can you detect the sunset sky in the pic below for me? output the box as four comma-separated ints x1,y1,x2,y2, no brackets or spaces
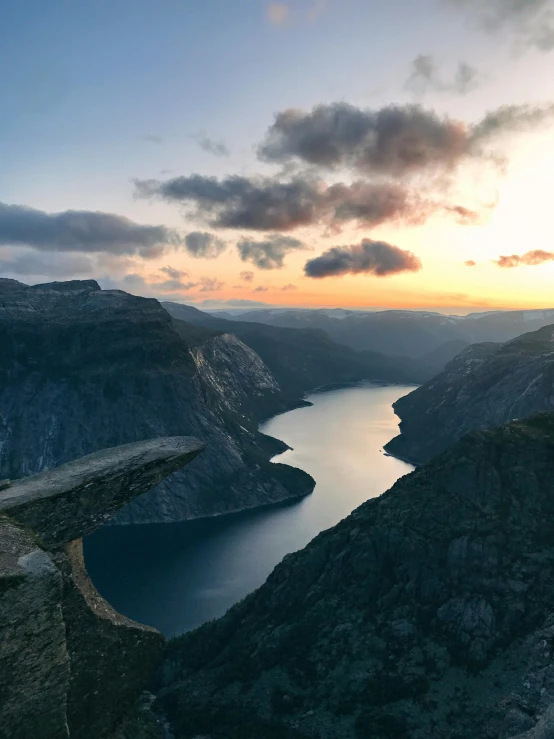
2,0,554,313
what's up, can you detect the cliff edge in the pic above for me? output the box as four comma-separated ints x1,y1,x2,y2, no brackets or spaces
0,436,203,739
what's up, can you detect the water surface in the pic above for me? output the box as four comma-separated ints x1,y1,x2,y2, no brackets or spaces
84,384,415,636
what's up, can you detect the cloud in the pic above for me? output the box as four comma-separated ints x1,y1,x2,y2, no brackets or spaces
160,265,189,280
445,0,554,51
304,239,422,278
135,174,473,232
464,259,477,266
240,270,255,282
199,277,225,292
281,283,298,290
253,285,269,292
495,249,554,267
143,134,163,144
184,231,227,258
194,134,230,158
237,234,307,269
267,2,289,25
405,54,480,95
258,101,554,176
0,250,95,278
0,202,180,258
151,278,199,292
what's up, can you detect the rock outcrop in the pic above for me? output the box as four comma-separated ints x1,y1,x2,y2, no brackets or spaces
0,279,314,524
385,324,554,465
156,415,554,739
0,436,203,739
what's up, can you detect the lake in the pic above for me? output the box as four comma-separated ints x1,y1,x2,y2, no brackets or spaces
84,383,415,636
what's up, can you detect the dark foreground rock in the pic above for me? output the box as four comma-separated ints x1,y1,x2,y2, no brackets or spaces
0,436,202,739
157,414,554,739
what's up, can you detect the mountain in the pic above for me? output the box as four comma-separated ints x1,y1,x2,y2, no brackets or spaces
0,279,314,524
162,302,435,388
215,306,554,360
155,414,554,739
385,323,554,465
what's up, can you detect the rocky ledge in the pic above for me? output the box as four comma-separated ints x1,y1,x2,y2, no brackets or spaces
0,436,203,739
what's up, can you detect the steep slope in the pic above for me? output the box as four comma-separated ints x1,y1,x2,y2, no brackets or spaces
163,302,434,389
0,279,314,524
157,415,554,739
218,306,554,358
385,324,554,465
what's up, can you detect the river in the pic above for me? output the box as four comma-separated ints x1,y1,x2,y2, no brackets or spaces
84,383,415,636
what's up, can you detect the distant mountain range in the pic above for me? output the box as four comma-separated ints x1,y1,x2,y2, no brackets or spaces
385,322,554,465
209,306,554,360
162,302,436,389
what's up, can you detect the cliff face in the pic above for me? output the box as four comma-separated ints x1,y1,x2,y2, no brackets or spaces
0,279,314,524
385,324,554,465
0,436,203,739
157,415,554,739
163,301,435,390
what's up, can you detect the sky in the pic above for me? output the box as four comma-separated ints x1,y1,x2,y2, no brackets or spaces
2,0,554,313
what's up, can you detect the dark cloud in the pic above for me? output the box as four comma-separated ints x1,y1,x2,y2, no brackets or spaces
445,0,554,51
281,283,298,290
135,175,325,231
257,102,554,176
464,259,477,266
143,134,163,144
405,55,480,95
0,202,180,258
304,239,422,278
240,270,255,282
237,235,307,269
495,249,554,267
184,231,227,258
135,174,472,232
253,285,269,292
195,135,230,158
160,265,189,280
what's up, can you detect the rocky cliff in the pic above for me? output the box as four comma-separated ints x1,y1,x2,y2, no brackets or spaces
385,324,554,465
163,302,435,390
0,279,314,524
156,414,554,739
0,436,203,739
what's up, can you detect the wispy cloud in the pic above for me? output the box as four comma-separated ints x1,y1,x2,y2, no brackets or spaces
495,249,554,267
405,54,481,95
194,134,230,158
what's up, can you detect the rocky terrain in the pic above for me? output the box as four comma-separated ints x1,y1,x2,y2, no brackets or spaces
385,324,554,465
0,279,314,524
0,435,203,739
213,306,554,361
155,414,554,739
163,302,435,390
